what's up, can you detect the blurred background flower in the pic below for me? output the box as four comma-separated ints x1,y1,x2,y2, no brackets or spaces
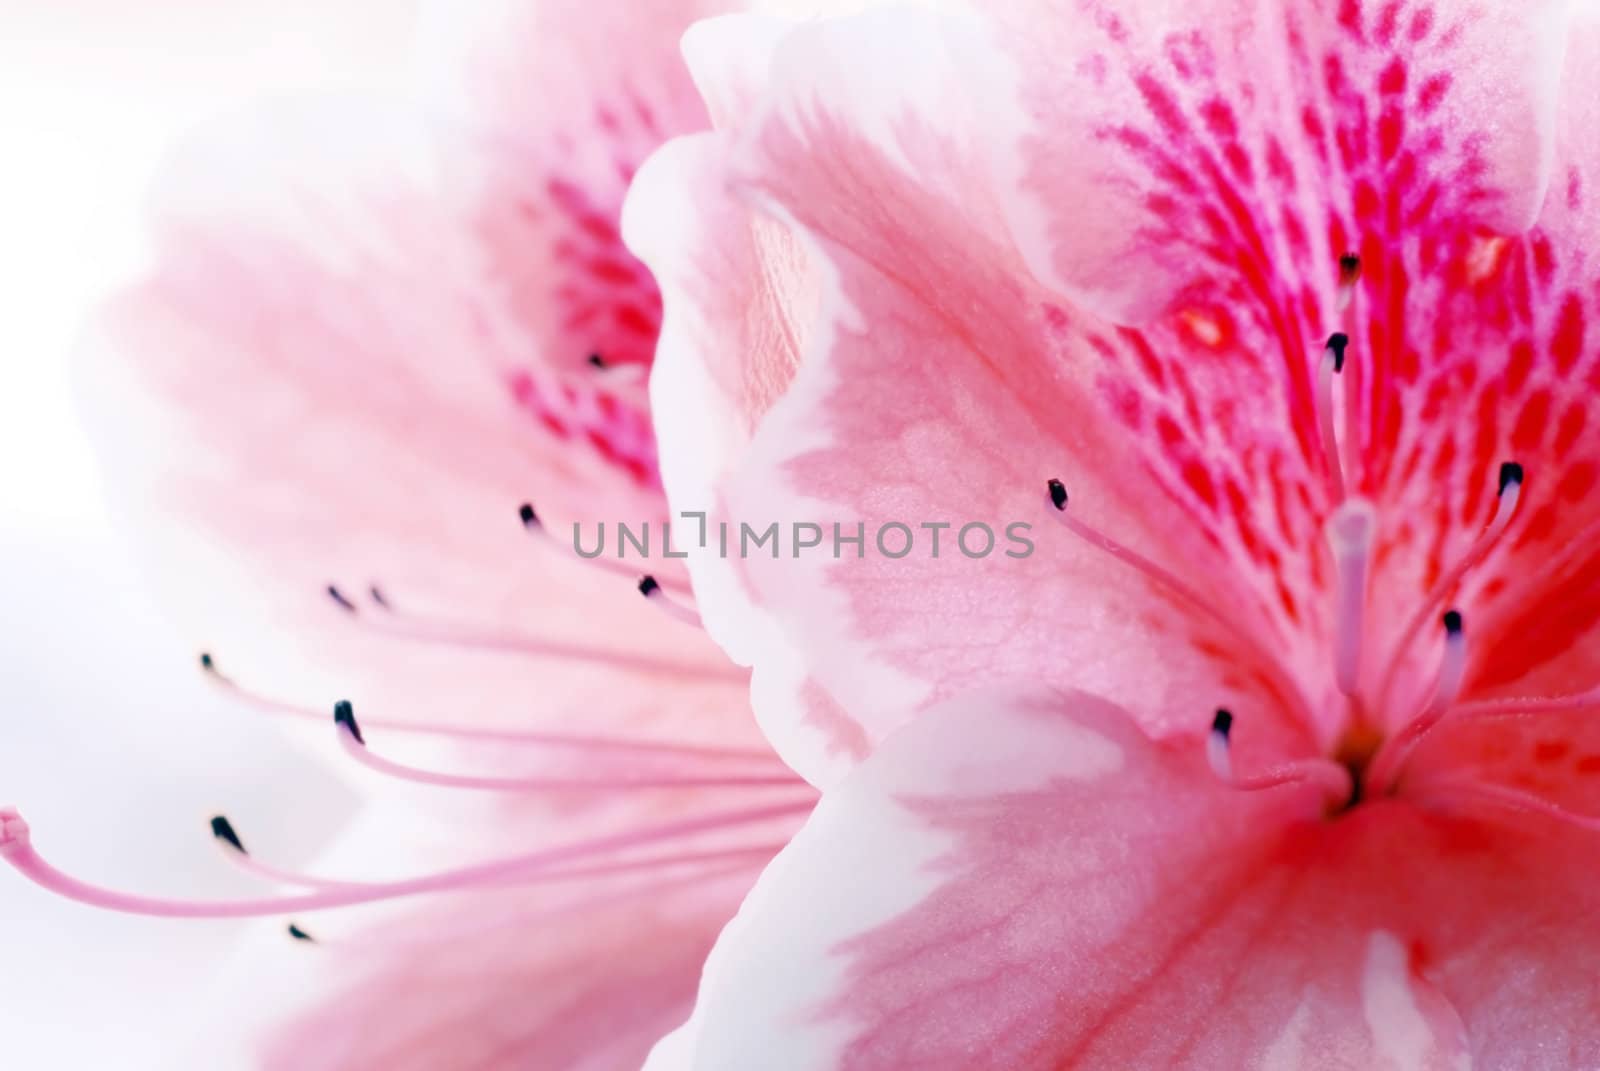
0,4,413,1066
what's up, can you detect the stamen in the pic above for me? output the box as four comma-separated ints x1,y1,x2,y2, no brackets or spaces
326,585,358,613
1325,498,1377,697
1451,685,1600,721
310,591,733,678
1204,708,1352,806
0,798,811,917
198,659,775,762
587,353,606,369
1046,479,1316,735
308,846,780,953
638,575,702,627
212,814,375,891
332,701,803,793
1337,252,1361,312
1206,708,1236,780
1375,461,1522,709
287,923,316,942
1317,333,1350,503
210,811,783,894
1365,609,1467,795
1417,775,1600,834
519,502,687,589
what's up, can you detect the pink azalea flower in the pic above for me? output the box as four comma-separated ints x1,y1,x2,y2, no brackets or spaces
628,2,1600,1064
0,1,817,1066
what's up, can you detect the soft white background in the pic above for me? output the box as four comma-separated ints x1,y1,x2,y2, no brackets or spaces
0,4,413,1067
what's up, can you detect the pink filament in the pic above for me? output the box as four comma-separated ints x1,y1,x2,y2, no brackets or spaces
203,667,777,764
1365,621,1468,795
1046,493,1315,736
217,845,377,891
323,852,769,954
327,602,736,680
1375,480,1521,709
218,836,783,893
1418,776,1600,834
0,799,811,918
1206,734,1352,808
335,721,806,793
524,513,693,594
642,584,703,628
1452,687,1600,721
1316,347,1346,504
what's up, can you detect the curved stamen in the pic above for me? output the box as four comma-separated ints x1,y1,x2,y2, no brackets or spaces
200,655,774,762
332,702,803,793
1417,775,1600,834
211,812,783,894
1365,610,1466,795
1317,333,1350,503
638,575,702,627
310,849,774,954
521,503,692,593
1325,498,1377,697
1451,686,1600,721
211,815,376,891
1375,461,1522,709
1206,708,1353,807
0,798,812,918
1046,481,1316,735
317,589,734,679
1337,253,1362,314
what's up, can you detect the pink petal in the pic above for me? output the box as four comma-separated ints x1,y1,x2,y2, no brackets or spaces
985,0,1600,705
625,118,837,777
650,9,1319,784
648,3,1600,778
662,689,1498,1069
419,0,734,382
990,0,1568,324
76,99,750,751
226,805,798,1071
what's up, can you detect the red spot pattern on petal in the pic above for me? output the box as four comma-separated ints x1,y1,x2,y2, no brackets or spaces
1057,0,1600,698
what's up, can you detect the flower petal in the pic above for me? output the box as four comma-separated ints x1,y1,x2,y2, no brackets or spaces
985,0,1600,706
649,8,1323,784
197,802,797,1071
669,688,1485,1069
76,99,750,752
417,0,731,383
989,0,1569,324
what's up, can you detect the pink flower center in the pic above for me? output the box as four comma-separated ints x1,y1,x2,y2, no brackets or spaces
1044,255,1600,815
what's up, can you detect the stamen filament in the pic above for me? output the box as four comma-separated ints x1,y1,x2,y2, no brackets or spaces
520,503,692,593
213,814,781,893
1325,498,1377,697
1337,253,1362,314
1451,687,1600,721
1417,775,1600,834
638,575,702,627
1375,462,1522,709
201,656,774,763
1365,610,1466,795
1046,481,1316,736
316,850,771,953
1221,760,1354,802
333,702,803,793
313,598,734,679
1317,334,1349,503
0,799,811,918
1206,709,1352,807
